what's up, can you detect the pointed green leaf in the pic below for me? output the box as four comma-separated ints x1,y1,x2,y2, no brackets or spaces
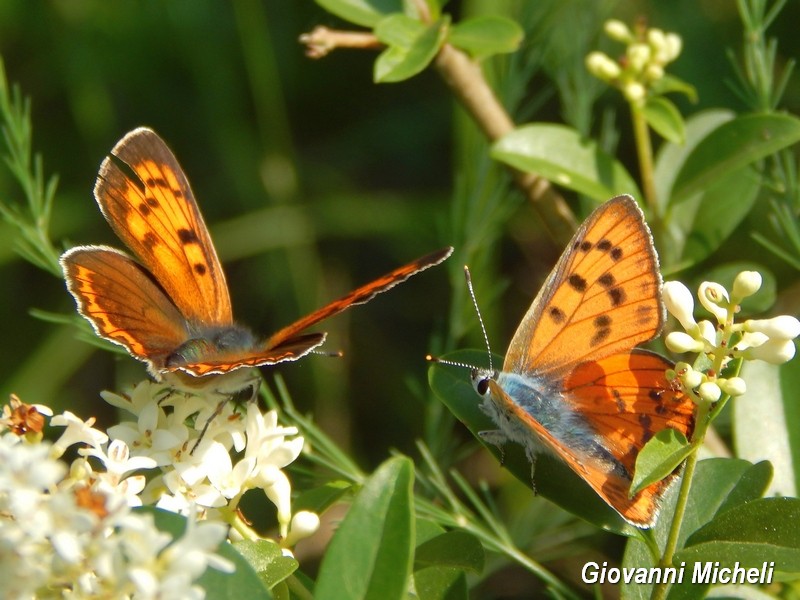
414,531,484,572
315,457,415,600
643,96,685,144
232,540,297,589
448,16,523,59
374,13,424,47
491,124,642,201
315,0,402,28
630,428,692,496
671,113,800,204
374,16,449,83
650,73,698,103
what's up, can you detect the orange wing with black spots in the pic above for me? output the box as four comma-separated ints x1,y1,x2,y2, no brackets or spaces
505,196,663,378
60,246,188,365
94,127,232,326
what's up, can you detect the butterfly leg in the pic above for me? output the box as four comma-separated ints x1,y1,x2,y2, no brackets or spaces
478,429,509,464
191,397,231,454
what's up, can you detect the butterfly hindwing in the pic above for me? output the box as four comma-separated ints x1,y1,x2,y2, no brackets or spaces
504,196,663,378
60,246,189,369
94,127,233,326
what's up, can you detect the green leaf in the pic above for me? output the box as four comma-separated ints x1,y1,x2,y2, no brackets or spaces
315,456,415,600
653,109,734,213
414,531,484,572
314,0,402,28
413,520,470,600
620,459,769,599
671,113,800,204
232,539,298,589
428,350,640,537
630,428,692,496
374,16,449,83
374,13,425,47
491,124,642,202
676,167,761,266
643,96,685,145
650,73,698,103
448,16,523,59
734,360,795,497
678,497,800,571
294,480,352,514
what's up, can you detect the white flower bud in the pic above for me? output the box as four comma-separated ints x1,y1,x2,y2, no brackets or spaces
627,43,651,72
623,81,646,103
719,377,747,397
698,282,730,323
663,281,696,331
586,51,622,80
283,510,321,547
697,320,718,347
663,33,683,62
745,316,800,341
742,339,797,364
604,19,633,43
665,331,705,354
698,381,722,402
644,63,665,81
647,28,666,51
732,271,762,300
682,367,704,390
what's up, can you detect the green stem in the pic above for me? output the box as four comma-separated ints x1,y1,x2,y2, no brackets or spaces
630,102,663,247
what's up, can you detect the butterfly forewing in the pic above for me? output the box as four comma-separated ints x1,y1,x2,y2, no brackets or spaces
264,246,453,350
505,196,663,378
60,246,189,368
94,127,233,326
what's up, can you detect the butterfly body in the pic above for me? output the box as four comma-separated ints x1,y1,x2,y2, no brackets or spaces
468,196,695,528
62,127,451,379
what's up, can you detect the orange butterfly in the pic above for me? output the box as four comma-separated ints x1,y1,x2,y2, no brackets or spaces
440,196,695,528
61,127,452,380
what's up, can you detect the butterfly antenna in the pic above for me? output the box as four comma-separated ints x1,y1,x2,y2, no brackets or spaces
463,265,493,373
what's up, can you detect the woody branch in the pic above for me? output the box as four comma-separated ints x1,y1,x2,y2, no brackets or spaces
299,25,577,242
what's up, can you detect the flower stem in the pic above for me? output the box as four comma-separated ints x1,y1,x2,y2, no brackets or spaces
630,102,662,242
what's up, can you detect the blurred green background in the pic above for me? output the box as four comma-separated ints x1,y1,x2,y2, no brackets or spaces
0,0,798,472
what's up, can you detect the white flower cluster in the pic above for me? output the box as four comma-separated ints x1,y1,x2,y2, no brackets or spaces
0,415,232,598
100,380,318,541
0,379,320,598
586,19,682,103
663,271,800,402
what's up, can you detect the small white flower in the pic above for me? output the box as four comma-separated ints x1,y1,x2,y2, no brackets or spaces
623,81,646,103
50,412,108,457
